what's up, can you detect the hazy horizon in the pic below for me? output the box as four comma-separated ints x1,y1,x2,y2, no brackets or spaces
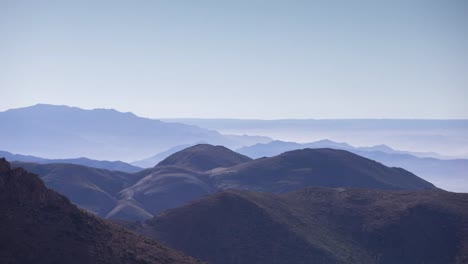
2,103,468,161
0,103,468,120
3,103,468,121
1,103,468,193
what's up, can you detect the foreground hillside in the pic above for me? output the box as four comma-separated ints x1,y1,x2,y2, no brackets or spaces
10,162,142,217
0,158,202,264
133,187,468,264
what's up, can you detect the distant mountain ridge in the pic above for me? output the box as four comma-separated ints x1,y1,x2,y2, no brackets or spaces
237,139,450,159
0,150,142,173
162,118,468,158
0,104,270,161
131,144,194,168
0,158,203,264
133,139,444,169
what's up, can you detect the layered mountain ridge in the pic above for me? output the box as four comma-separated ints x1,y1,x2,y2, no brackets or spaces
0,104,270,161
1,150,142,172
8,144,435,221
3,143,464,264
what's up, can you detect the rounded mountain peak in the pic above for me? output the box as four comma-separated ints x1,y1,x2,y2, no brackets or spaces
157,144,252,171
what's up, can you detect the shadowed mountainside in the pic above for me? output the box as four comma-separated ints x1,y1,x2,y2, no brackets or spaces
130,187,468,264
0,158,202,264
10,162,143,217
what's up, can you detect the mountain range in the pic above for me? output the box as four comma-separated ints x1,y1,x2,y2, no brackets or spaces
3,104,465,193
0,104,271,161
127,139,468,192
6,138,466,194
163,118,468,158
0,158,202,264
237,139,448,159
10,144,435,221
0,150,142,173
4,143,467,263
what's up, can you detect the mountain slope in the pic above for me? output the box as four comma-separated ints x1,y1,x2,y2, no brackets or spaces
1,150,142,172
237,140,468,192
0,104,269,161
108,144,252,220
133,188,468,264
211,148,435,192
111,143,252,220
10,162,143,217
0,158,202,264
110,166,216,221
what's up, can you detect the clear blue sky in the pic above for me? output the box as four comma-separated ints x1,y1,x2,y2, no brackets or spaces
1,0,467,119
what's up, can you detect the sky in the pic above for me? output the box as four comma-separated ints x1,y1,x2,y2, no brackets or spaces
1,0,467,119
